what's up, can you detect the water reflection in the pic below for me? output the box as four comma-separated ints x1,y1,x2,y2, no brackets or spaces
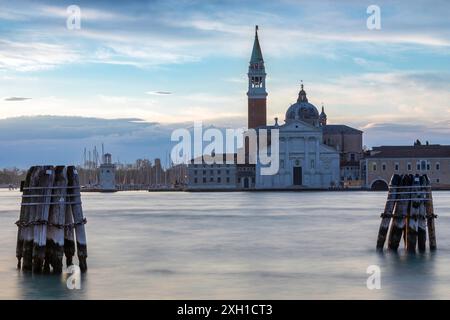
376,250,437,299
15,270,88,299
1,190,449,299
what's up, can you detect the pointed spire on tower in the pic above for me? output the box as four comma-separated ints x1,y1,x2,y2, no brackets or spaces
319,103,327,126
250,25,264,64
247,25,267,129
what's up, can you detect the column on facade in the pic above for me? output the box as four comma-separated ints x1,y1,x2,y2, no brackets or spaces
315,138,320,171
304,136,309,172
284,136,289,186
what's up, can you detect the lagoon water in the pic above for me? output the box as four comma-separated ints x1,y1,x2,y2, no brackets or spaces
1,189,450,299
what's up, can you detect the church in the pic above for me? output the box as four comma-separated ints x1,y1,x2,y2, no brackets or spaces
247,26,341,189
186,26,362,191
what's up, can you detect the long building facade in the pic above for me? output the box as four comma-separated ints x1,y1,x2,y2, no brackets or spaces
362,144,450,190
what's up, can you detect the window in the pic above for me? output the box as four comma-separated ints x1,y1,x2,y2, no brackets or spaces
436,163,440,170
202,177,206,183
421,160,426,171
203,170,206,175
251,177,255,183
238,178,241,183
382,163,386,171
226,177,230,183
217,177,221,183
436,179,440,183
210,177,214,182
416,162,420,170
217,170,221,174
407,162,412,171
350,154,355,162
310,159,315,169
226,170,230,175
194,170,197,175
280,160,284,168
372,163,377,171
194,178,198,183
426,162,431,170
394,163,399,171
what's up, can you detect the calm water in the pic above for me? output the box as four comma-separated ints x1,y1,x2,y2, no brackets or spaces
1,189,450,299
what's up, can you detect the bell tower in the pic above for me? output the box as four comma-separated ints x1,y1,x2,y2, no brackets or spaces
247,25,267,129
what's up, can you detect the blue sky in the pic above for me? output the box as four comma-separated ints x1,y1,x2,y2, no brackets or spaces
0,0,449,167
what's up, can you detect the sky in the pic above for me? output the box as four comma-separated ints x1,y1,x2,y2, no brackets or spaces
0,0,449,167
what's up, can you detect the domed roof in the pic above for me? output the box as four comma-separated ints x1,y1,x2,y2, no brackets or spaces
285,84,320,127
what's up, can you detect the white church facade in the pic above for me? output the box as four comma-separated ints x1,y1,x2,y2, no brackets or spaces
255,84,340,189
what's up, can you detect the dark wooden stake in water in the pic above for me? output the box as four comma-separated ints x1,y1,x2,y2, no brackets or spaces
388,174,411,251
15,165,88,273
21,166,42,272
376,174,401,250
67,166,88,272
406,174,420,253
64,205,76,267
15,166,35,269
377,173,437,252
46,166,67,273
417,175,428,252
32,166,55,273
424,175,437,250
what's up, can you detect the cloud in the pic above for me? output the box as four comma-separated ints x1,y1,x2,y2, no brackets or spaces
1,0,449,72
0,115,244,168
0,116,156,141
146,91,173,95
0,115,447,168
38,4,137,22
361,120,450,147
264,70,450,128
353,57,388,70
0,116,174,168
0,40,79,71
3,97,31,101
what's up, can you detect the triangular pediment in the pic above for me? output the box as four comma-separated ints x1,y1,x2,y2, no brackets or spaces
278,120,320,133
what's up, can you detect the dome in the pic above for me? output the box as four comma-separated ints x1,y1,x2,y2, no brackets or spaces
285,84,320,127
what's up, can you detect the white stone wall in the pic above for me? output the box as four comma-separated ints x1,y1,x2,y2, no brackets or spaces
256,122,340,189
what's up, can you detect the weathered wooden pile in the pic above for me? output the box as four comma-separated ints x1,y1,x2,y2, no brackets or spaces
376,174,437,252
15,165,88,273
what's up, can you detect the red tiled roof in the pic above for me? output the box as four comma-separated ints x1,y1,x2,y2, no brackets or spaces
366,145,450,158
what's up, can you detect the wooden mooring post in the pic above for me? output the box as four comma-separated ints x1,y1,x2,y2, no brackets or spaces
376,173,437,252
15,165,88,273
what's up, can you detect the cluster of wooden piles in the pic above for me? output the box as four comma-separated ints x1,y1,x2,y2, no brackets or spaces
15,166,88,273
376,174,437,252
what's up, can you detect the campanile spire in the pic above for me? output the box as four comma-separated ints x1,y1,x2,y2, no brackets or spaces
247,25,267,129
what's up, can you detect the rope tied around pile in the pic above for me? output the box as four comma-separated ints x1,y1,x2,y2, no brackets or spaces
15,218,87,230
